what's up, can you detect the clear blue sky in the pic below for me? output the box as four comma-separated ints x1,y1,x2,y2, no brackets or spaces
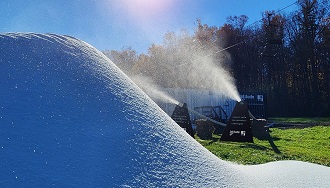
0,0,298,53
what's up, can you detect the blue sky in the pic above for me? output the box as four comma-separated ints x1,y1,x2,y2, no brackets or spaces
0,0,298,53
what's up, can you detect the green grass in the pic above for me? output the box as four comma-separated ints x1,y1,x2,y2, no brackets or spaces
196,126,330,166
269,117,330,124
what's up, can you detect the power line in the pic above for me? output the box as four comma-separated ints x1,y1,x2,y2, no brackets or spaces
245,1,298,30
174,1,299,68
213,1,299,54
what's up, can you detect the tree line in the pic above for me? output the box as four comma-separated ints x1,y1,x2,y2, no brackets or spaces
104,0,330,117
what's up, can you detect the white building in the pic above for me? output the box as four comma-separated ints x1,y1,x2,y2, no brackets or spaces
155,88,266,124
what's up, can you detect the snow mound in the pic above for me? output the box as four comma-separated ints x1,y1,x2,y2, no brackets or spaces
0,33,329,187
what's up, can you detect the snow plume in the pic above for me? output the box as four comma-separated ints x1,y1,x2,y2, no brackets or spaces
177,53,241,102
158,38,241,102
130,74,180,105
106,34,241,102
138,35,241,102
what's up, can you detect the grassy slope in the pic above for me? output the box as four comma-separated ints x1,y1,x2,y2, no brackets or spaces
196,126,330,166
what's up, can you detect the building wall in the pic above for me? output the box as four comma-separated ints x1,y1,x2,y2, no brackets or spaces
156,88,236,123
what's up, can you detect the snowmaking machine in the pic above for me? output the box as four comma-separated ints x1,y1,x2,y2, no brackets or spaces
171,101,270,142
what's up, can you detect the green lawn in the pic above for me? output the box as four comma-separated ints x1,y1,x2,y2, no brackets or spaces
196,125,330,166
269,117,330,124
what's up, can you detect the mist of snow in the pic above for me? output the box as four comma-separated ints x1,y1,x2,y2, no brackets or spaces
123,35,241,104
182,54,241,102
130,74,180,105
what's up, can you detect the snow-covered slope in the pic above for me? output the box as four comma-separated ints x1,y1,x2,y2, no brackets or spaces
0,33,329,187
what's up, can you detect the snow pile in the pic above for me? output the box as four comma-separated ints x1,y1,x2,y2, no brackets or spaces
0,33,329,187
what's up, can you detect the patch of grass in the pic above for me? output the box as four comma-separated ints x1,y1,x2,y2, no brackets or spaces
269,117,330,124
196,126,330,166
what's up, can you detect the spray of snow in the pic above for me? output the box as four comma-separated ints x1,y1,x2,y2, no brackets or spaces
168,41,242,102
116,35,241,103
185,54,241,102
130,74,180,105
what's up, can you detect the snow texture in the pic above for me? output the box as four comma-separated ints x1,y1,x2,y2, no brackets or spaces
0,33,329,187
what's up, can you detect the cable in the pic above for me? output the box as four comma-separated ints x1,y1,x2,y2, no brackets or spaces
212,1,298,54
173,1,298,68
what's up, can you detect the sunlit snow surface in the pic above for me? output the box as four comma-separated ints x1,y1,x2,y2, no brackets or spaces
0,33,329,187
